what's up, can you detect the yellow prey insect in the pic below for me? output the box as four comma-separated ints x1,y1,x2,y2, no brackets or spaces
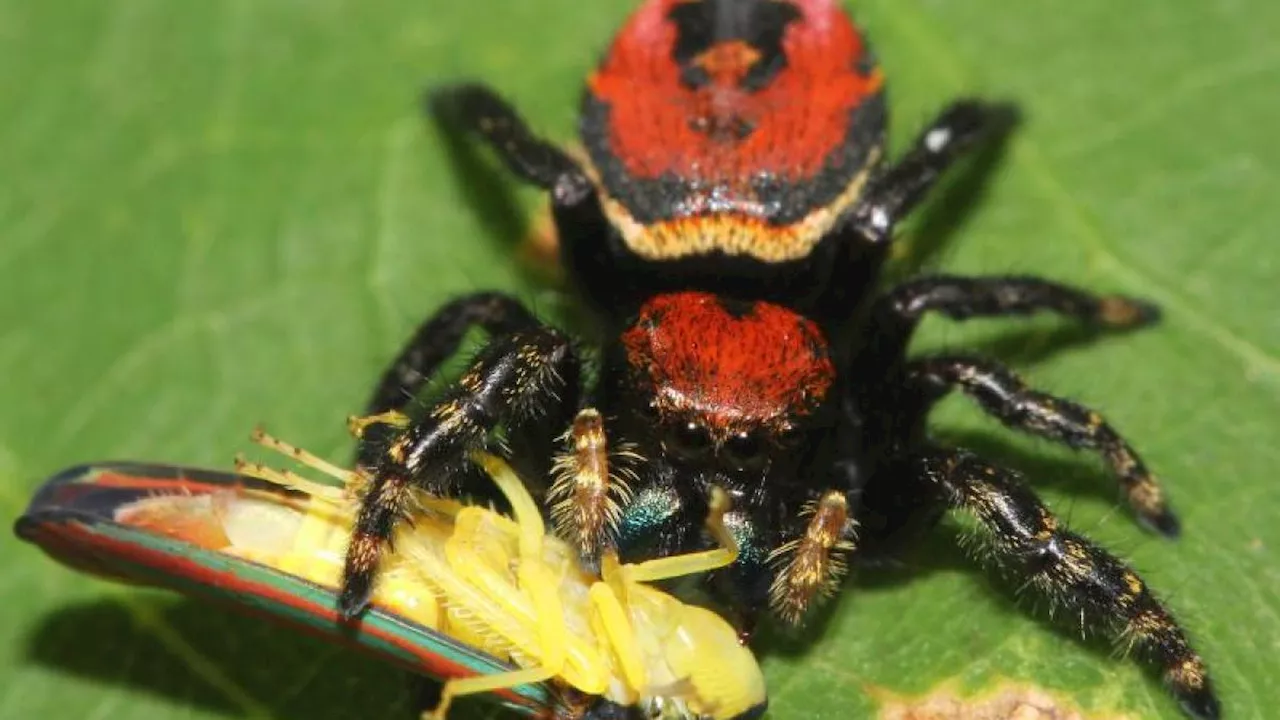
228,422,767,720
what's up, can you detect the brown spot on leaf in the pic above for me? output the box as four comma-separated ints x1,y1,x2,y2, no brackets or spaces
874,682,1134,720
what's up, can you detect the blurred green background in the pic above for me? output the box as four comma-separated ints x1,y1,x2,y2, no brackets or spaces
1,0,1277,718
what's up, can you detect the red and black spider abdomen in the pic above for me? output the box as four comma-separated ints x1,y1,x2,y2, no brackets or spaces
581,0,886,265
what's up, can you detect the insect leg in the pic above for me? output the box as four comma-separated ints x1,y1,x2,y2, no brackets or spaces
418,452,571,720
908,354,1181,536
348,409,412,439
915,447,1218,720
850,100,1018,244
616,486,737,583
586,486,739,693
425,666,557,720
342,326,580,617
426,561,568,718
866,274,1159,357
248,427,360,488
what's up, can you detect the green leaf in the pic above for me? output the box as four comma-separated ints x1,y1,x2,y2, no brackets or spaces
1,1,1275,718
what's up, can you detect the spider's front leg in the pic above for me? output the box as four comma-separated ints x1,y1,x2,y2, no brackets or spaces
343,325,580,618
850,100,1019,244
908,354,1181,536
359,291,540,466
916,447,1219,720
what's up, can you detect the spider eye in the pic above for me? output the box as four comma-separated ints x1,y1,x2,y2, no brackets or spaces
668,421,713,461
776,423,804,449
636,399,661,422
723,430,766,470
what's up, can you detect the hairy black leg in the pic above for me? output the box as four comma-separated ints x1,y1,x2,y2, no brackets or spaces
917,448,1218,720
343,327,579,617
866,274,1160,357
850,100,1019,244
359,293,540,468
428,83,620,314
365,292,540,415
908,354,1181,536
429,83,582,190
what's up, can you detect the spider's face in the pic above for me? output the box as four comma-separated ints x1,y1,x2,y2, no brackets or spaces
618,291,837,498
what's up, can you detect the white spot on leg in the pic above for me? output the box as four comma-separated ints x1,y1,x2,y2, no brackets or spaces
925,127,952,154
871,207,891,234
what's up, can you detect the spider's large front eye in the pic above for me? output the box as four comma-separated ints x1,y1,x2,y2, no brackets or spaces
635,399,661,422
775,422,803,449
668,421,713,461
723,430,766,470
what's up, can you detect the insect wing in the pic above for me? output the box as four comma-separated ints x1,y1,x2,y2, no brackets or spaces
14,461,552,714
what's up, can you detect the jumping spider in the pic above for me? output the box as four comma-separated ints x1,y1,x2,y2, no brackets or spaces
341,1,1218,717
